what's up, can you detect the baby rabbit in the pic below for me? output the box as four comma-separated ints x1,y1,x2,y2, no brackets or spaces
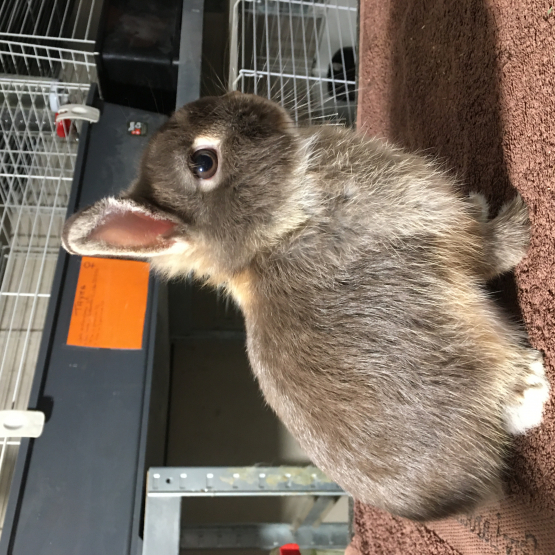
62,93,549,521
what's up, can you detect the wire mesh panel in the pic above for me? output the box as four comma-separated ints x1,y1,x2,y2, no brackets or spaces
0,0,100,83
0,0,99,537
0,75,91,534
229,0,358,125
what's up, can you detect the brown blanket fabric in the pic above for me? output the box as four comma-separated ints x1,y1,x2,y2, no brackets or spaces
352,0,555,553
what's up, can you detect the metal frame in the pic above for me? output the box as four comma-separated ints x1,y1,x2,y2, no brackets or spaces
144,466,350,553
177,0,205,108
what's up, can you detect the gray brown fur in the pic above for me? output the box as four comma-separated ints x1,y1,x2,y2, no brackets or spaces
62,93,549,521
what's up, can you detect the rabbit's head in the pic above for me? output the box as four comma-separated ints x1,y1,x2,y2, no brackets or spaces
63,93,311,281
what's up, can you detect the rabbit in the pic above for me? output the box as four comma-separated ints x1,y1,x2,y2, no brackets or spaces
62,92,549,521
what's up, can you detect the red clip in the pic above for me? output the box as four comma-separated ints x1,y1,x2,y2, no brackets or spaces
280,544,301,555
55,113,71,138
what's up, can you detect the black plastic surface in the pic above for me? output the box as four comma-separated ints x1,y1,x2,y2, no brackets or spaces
96,0,183,114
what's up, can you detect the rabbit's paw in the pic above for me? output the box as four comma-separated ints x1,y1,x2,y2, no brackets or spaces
503,352,549,435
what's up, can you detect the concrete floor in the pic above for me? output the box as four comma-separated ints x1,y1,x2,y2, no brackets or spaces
166,281,349,555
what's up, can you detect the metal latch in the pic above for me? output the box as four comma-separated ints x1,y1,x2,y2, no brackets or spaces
0,410,45,438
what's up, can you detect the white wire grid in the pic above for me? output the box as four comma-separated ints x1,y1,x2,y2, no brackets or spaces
0,76,91,534
0,0,99,535
0,0,100,83
229,0,358,125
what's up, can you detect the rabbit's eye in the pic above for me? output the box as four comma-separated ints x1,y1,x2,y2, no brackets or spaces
190,149,218,179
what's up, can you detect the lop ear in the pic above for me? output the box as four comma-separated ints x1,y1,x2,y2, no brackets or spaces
62,197,185,258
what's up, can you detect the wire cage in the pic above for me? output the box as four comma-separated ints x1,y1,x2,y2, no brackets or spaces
0,0,100,83
0,0,99,535
229,0,358,126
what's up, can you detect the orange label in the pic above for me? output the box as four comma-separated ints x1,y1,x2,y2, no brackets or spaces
67,257,150,349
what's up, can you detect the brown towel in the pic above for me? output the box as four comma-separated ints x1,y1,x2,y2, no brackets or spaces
353,0,555,552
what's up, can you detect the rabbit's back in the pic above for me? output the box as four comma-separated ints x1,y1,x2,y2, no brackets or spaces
237,127,531,519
